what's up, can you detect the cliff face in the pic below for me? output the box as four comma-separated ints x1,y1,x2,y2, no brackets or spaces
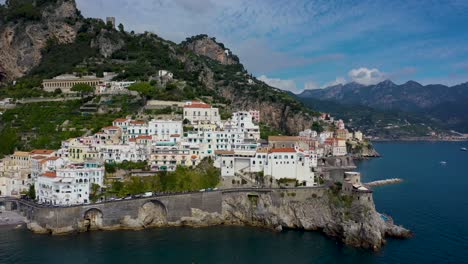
179,40,314,134
90,30,125,58
24,188,410,250
221,189,410,250
0,0,81,82
182,35,239,65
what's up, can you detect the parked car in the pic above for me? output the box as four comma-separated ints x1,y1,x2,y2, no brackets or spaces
143,192,153,197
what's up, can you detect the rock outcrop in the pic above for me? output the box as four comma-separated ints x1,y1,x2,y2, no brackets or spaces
24,188,410,250
220,189,410,250
182,35,239,65
0,0,81,82
90,30,125,58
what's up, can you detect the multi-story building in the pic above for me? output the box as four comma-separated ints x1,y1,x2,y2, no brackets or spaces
354,131,363,141
35,161,104,205
263,147,317,186
42,74,103,93
148,120,182,140
249,110,260,123
183,101,220,124
96,81,135,94
215,147,317,187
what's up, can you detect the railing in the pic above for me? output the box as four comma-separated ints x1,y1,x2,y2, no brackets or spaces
0,186,328,209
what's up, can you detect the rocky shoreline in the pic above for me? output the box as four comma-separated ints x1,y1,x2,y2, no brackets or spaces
23,188,411,251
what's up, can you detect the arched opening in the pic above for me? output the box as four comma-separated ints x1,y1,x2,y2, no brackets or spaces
138,200,167,227
83,208,103,231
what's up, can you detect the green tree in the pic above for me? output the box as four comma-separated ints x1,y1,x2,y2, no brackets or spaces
128,82,155,100
27,184,36,200
118,23,125,33
312,121,324,133
105,163,117,174
71,83,94,99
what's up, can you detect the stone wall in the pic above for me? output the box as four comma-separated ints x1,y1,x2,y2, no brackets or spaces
2,186,411,250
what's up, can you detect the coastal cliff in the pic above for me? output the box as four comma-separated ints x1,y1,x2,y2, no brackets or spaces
21,188,410,251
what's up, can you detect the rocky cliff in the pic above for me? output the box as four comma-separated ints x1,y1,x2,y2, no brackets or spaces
0,1,316,135
24,188,410,250
182,35,239,65
0,0,81,82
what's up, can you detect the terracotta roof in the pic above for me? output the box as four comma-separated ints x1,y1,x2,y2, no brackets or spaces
31,149,55,155
129,138,137,142
46,157,60,161
170,134,180,137
136,135,152,140
42,171,57,178
130,120,146,125
256,148,270,153
184,102,211,108
113,118,129,122
268,136,300,141
32,156,47,160
215,150,235,155
269,148,297,153
103,126,120,130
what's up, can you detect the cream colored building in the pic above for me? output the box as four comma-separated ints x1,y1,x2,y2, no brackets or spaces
42,74,103,93
183,101,220,124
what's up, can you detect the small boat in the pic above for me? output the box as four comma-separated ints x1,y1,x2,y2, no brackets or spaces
461,147,467,151
440,161,447,165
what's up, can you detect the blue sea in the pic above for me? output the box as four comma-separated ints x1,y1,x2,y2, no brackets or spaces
0,142,467,263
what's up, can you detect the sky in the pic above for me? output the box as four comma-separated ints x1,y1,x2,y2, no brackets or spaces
7,0,468,93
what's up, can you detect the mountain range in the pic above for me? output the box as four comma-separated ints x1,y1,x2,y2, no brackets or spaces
1,0,466,141
298,80,468,134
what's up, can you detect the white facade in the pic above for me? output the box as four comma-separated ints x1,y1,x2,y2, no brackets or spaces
230,111,260,141
148,120,182,139
332,139,347,156
96,81,135,94
264,148,317,186
183,101,220,124
35,161,104,206
299,129,318,138
354,131,363,141
215,147,317,187
158,70,174,79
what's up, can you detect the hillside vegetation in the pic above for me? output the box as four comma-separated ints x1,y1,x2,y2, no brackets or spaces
0,0,317,148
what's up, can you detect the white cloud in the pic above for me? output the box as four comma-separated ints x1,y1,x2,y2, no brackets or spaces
348,67,385,85
321,77,347,88
258,75,299,93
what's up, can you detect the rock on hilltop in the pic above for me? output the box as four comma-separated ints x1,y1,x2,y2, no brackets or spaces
181,35,240,65
0,0,81,82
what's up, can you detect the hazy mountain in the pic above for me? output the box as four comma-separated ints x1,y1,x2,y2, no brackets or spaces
299,80,468,132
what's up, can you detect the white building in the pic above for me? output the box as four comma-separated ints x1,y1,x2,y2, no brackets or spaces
183,101,220,124
148,120,182,140
331,138,347,157
354,131,363,141
158,70,174,79
35,161,104,206
215,147,317,187
264,147,317,186
229,111,260,141
96,81,135,94
299,129,318,138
